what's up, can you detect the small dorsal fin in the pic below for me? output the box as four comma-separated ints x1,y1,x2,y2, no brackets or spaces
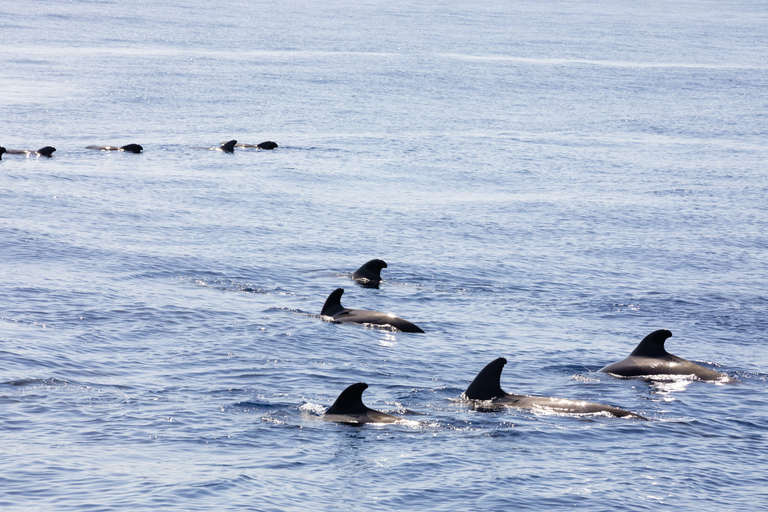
630,329,672,357
120,144,143,153
325,382,370,415
352,259,388,281
321,288,346,316
37,146,56,157
220,140,237,152
465,357,507,400
257,141,278,150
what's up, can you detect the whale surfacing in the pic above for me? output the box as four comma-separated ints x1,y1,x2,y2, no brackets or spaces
5,146,56,157
0,146,6,160
322,383,403,424
352,259,387,287
321,288,424,333
235,141,278,150
465,358,646,419
599,329,732,382
86,144,143,153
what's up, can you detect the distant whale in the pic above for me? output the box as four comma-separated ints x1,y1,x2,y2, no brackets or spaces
464,357,647,419
321,288,425,333
352,259,387,287
235,141,278,150
5,146,56,157
86,144,143,154
194,140,237,152
0,146,6,160
599,329,732,381
322,382,404,424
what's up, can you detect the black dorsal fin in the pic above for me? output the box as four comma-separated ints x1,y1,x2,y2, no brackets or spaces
325,382,370,415
120,144,143,153
257,141,278,150
630,329,672,357
0,146,6,159
465,357,507,400
37,146,56,157
321,288,345,316
220,140,237,152
352,259,388,281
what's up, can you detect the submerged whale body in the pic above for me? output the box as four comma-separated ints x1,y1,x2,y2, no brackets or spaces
352,259,387,287
599,329,732,381
464,358,647,419
322,382,403,424
5,146,56,157
321,288,424,333
194,140,237,152
235,141,278,150
86,144,143,153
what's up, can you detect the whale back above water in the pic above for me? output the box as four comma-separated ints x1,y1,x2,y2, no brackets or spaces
5,146,56,157
235,141,278,150
352,259,387,287
0,146,5,159
86,144,143,153
321,288,424,333
599,329,731,381
322,382,403,424
465,357,647,419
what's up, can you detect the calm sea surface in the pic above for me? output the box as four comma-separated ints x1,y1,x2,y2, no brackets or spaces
2,1,767,510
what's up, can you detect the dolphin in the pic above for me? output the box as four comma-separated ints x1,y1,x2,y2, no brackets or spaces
322,382,404,424
86,144,143,153
5,146,56,157
352,259,387,287
235,141,278,150
321,288,425,333
464,357,647,419
599,329,732,381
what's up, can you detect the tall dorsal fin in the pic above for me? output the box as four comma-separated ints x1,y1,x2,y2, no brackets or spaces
630,329,672,357
325,382,370,415
353,259,387,282
36,146,56,157
321,288,346,316
220,140,237,152
465,357,507,400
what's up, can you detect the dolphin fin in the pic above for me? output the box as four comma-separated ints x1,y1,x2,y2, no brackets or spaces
37,146,56,157
465,358,507,400
630,329,672,357
220,140,237,152
353,259,387,282
321,288,346,316
325,382,370,415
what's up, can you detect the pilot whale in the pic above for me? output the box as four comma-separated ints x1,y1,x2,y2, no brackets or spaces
464,357,647,419
599,329,732,381
86,144,143,153
321,288,424,333
235,141,278,150
352,259,387,287
194,140,237,152
0,146,6,160
5,146,56,157
322,382,404,424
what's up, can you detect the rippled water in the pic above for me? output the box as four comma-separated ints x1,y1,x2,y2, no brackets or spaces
2,1,767,510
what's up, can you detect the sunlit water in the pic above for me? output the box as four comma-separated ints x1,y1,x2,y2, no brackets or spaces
2,1,767,510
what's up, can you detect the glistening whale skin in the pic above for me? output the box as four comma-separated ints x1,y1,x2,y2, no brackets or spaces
599,329,733,381
352,259,387,287
235,141,278,150
321,288,425,333
5,146,56,157
464,357,647,419
86,144,143,153
322,383,404,424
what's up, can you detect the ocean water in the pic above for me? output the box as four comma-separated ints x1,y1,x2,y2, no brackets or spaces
2,0,767,510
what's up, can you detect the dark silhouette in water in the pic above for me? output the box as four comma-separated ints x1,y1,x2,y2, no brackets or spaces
464,357,647,419
321,288,424,333
235,141,278,150
600,329,733,381
86,144,143,153
322,383,404,424
0,146,6,160
5,146,56,157
194,140,237,152
352,259,387,287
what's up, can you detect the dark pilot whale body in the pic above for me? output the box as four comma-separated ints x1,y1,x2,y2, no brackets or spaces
0,146,6,159
352,259,387,287
465,358,647,419
322,383,404,424
194,140,237,152
599,329,732,381
5,146,56,157
235,141,278,150
86,144,143,153
321,288,424,333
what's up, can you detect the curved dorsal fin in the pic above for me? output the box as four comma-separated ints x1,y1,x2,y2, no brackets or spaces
37,146,56,157
120,144,143,153
465,357,507,400
325,382,370,415
0,146,6,159
353,259,387,281
630,329,672,357
220,140,237,152
257,141,278,150
321,288,345,316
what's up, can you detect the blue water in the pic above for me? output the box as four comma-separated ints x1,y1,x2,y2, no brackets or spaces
2,1,768,510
